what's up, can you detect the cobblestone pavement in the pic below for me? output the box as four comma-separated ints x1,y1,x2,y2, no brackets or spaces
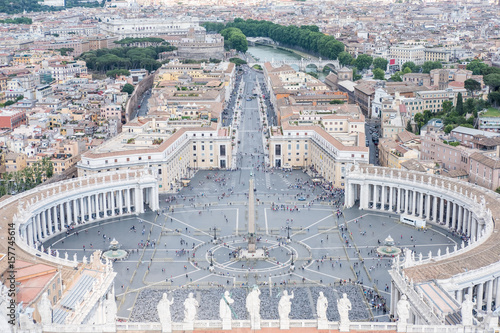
45,68,462,323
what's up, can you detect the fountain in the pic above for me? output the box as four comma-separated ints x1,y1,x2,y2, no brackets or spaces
376,235,401,257
102,238,128,260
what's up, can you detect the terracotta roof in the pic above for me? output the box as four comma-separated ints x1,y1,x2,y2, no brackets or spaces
470,152,500,169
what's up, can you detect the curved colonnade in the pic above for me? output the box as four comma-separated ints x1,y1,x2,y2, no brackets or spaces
345,165,500,327
10,169,159,267
5,164,500,331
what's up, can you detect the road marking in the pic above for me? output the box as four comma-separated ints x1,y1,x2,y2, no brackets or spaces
163,214,210,238
292,214,333,238
236,208,239,236
264,208,269,234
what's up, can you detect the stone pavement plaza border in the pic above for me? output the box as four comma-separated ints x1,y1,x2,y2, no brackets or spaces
44,169,462,322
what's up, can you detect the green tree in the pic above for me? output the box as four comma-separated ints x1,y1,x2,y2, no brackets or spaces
422,61,442,73
220,28,248,52
489,91,500,107
372,57,388,71
352,67,362,81
390,71,403,82
466,59,488,75
496,186,500,194
402,62,417,73
403,67,412,74
372,68,385,80
464,98,475,115
464,79,481,96
106,69,130,78
122,83,134,95
444,124,454,134
229,58,247,66
484,74,500,92
354,54,373,72
456,92,464,116
338,51,353,67
442,100,453,114
406,121,413,133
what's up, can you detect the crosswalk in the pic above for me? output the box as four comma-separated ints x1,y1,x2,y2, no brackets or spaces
265,172,271,188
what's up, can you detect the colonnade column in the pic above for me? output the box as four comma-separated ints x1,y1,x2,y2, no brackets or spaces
487,279,493,313
41,210,48,237
458,206,463,233
372,184,377,208
118,190,123,215
27,223,33,246
397,188,401,213
418,192,424,217
404,189,409,214
457,206,464,231
452,203,457,230
48,207,53,235
425,193,431,219
125,189,131,213
495,277,500,311
381,185,386,210
36,214,42,241
439,198,444,224
471,218,477,242
90,194,96,220
446,201,451,227
389,186,394,212
111,191,116,216
73,199,78,224
477,282,484,311
412,190,416,215
60,203,66,230
136,187,144,213
432,196,437,222
66,200,72,226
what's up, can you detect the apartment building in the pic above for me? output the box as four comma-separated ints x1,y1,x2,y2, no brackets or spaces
424,48,451,62
77,118,232,192
268,122,368,187
389,44,425,66
468,152,500,190
421,131,472,172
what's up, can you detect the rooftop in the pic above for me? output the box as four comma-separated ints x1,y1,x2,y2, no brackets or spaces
480,108,500,118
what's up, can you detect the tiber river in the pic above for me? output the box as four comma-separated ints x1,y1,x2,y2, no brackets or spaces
246,44,327,80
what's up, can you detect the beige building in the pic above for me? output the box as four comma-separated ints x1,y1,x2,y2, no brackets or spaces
424,48,451,62
5,152,27,173
77,118,232,192
268,122,369,187
389,44,425,66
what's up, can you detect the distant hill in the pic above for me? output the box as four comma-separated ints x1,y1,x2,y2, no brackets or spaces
0,0,102,14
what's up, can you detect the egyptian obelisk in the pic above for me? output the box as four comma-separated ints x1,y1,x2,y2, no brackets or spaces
248,178,256,253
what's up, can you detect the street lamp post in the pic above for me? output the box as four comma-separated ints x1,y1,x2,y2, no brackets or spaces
209,251,215,272
211,226,217,243
286,225,291,242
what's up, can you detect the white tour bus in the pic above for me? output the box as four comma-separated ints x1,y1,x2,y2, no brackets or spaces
400,215,426,228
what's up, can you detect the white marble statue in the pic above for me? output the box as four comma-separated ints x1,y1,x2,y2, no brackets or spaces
337,293,352,331
461,293,475,326
219,290,234,321
105,294,117,325
157,293,174,332
38,292,52,325
317,291,328,321
183,292,199,323
246,285,261,329
397,295,410,325
278,290,294,320
0,284,12,333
